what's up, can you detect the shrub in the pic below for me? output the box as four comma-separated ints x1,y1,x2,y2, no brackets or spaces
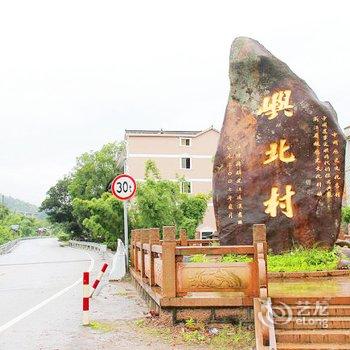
189,254,210,263
268,247,340,272
342,206,350,224
57,231,70,242
220,254,252,263
189,247,341,272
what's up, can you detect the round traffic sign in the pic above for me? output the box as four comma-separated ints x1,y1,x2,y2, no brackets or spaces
111,174,137,201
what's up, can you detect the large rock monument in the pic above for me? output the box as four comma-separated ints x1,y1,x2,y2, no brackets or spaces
213,37,346,252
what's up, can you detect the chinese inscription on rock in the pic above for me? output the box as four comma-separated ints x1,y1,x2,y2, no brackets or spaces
213,37,346,252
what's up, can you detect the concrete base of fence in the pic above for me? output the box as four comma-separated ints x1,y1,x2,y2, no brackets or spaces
130,271,254,325
174,306,253,324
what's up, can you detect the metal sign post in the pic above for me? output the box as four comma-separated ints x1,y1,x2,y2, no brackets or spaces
111,174,137,270
123,199,129,268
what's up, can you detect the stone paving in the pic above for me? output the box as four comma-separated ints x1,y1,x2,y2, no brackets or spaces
270,275,350,298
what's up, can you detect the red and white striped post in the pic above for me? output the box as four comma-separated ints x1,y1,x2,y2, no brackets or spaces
90,263,108,297
82,272,90,325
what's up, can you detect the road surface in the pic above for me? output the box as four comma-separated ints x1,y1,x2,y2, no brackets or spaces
0,238,207,350
0,238,99,349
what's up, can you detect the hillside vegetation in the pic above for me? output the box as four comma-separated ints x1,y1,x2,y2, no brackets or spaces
0,204,46,245
0,194,46,219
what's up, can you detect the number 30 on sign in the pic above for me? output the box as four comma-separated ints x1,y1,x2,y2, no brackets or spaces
111,174,137,201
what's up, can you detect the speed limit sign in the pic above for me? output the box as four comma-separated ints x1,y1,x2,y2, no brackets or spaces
111,174,137,201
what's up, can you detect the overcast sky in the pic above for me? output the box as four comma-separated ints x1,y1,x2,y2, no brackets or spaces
1,0,349,205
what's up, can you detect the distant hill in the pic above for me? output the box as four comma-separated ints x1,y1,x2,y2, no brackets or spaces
0,194,46,219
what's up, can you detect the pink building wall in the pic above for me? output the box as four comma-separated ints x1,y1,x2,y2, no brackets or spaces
125,127,220,235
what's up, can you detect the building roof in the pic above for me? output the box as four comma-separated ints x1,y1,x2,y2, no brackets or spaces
125,126,219,137
345,126,350,138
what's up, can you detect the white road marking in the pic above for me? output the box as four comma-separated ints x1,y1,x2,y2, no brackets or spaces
0,251,95,334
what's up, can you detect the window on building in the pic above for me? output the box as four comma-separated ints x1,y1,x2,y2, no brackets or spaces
201,231,213,239
181,157,191,169
180,138,191,146
181,181,192,194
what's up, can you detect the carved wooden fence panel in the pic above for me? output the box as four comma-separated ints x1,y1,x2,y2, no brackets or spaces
130,224,275,350
176,262,254,294
130,224,268,299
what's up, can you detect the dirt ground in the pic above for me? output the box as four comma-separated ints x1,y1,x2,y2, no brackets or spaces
75,278,254,350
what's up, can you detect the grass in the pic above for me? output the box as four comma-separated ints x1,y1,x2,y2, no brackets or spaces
133,318,254,349
189,254,252,263
189,247,343,272
189,254,210,263
182,330,206,343
88,321,115,332
220,253,252,263
134,319,145,327
267,247,341,272
134,318,173,341
114,289,128,297
209,325,254,350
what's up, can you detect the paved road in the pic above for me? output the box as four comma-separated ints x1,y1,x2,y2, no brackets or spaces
0,238,205,350
0,238,100,349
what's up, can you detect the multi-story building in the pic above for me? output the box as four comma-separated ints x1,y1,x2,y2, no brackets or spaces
124,127,220,237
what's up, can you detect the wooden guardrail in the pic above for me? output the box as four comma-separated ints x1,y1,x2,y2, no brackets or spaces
252,225,276,350
130,224,276,349
130,225,266,299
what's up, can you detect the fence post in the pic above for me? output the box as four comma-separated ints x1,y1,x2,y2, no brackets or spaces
179,228,188,246
134,229,141,272
163,226,176,241
149,228,160,286
195,230,201,240
253,224,267,298
130,230,135,268
140,229,149,279
162,226,177,298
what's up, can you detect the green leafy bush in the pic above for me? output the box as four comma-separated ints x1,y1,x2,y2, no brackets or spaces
220,254,252,263
189,247,341,272
130,161,209,238
342,206,350,224
189,254,210,263
57,231,70,242
268,247,340,272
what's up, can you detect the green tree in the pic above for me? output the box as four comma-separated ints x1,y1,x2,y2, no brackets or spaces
68,142,124,200
180,193,210,238
342,206,350,224
0,204,45,244
0,205,10,221
40,176,80,233
0,226,14,244
131,160,209,237
72,193,123,248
